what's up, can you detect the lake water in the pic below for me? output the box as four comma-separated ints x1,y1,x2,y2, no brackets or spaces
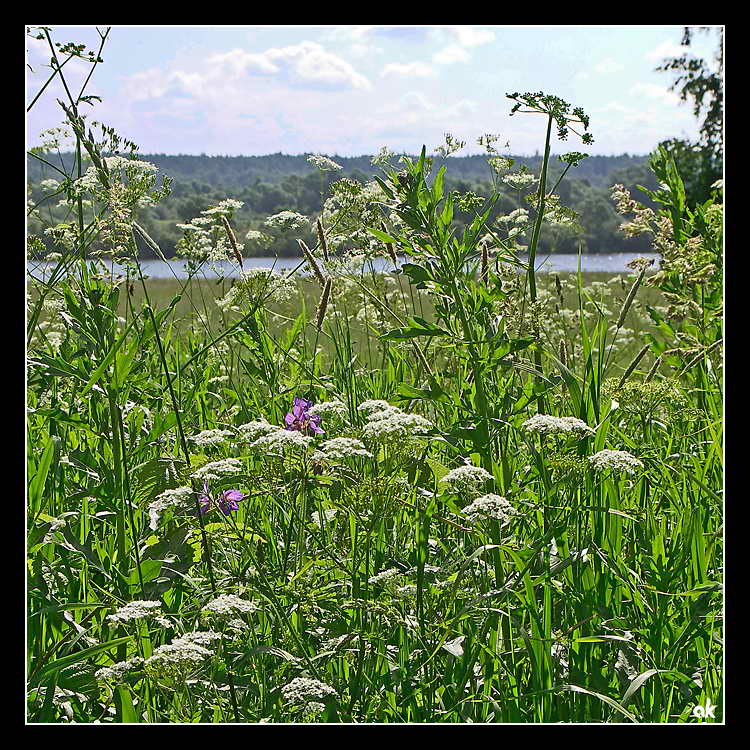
27,253,660,281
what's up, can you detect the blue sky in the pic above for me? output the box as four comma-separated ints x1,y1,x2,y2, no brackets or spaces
26,25,721,157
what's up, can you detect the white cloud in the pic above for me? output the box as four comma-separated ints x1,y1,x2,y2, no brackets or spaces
645,39,689,62
432,45,470,65
594,57,625,74
442,26,496,48
629,82,679,105
380,61,436,78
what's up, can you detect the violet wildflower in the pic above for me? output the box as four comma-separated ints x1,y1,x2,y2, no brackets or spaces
284,397,324,435
199,480,245,516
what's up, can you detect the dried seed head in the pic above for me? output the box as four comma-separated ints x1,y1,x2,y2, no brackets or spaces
298,239,326,286
316,217,329,262
221,215,243,268
315,278,332,331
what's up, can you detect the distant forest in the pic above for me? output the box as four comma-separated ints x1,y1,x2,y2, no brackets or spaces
28,152,660,258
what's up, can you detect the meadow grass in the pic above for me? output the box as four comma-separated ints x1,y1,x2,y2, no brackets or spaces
27,34,723,723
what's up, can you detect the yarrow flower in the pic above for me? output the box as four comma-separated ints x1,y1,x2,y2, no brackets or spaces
440,464,493,494
522,415,595,438
588,449,643,475
281,677,337,708
285,397,323,435
462,494,516,524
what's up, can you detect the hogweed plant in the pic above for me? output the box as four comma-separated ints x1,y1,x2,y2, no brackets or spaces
27,29,722,724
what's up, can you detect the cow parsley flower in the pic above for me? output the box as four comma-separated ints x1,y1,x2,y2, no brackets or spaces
148,486,194,530
360,403,432,443
281,677,337,707
440,464,493,493
522,415,595,437
189,429,234,446
106,600,163,624
95,657,145,683
588,449,643,475
201,594,258,619
307,154,343,172
264,211,309,233
191,458,243,481
237,420,278,443
318,437,372,460
462,494,516,524
248,428,314,456
368,568,403,586
145,640,212,682
311,400,349,420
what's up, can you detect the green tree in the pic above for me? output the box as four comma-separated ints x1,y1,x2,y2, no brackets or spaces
655,26,723,206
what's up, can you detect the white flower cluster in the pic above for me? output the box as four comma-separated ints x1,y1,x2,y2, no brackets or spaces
191,458,243,481
522,415,595,438
217,268,298,310
175,199,245,265
311,400,349,420
247,427,314,456
502,172,537,190
95,657,145,683
462,494,516,524
189,429,234,446
144,636,213,682
236,420,278,443
359,401,432,443
316,437,372,460
307,154,343,172
440,464,493,494
201,594,258,619
281,677,337,707
148,486,194,530
176,630,224,647
588,449,644,475
106,600,163,624
264,211,309,233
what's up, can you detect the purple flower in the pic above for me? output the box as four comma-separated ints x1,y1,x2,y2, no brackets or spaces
199,481,245,516
284,396,323,435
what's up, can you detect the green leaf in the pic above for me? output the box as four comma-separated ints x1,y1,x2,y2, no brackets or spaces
381,317,450,341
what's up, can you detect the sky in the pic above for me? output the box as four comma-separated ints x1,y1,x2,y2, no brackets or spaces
25,25,722,157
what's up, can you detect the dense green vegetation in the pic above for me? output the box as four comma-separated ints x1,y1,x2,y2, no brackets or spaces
28,151,660,259
27,28,723,724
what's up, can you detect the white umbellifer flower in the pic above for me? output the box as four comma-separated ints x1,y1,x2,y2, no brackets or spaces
95,657,145,683
307,154,343,172
217,268,297,310
281,677,337,707
39,178,61,191
588,449,644,475
360,404,432,442
357,399,393,415
145,640,212,682
502,172,536,189
201,198,243,216
318,437,372,460
176,630,223,647
236,420,279,443
201,594,258,618
106,600,162,624
248,428,314,455
440,464,493,493
522,415,595,438
264,210,309,233
311,400,349,419
189,429,234,446
462,494,516,524
148,486,194,530
191,458,243,481
368,568,403,586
